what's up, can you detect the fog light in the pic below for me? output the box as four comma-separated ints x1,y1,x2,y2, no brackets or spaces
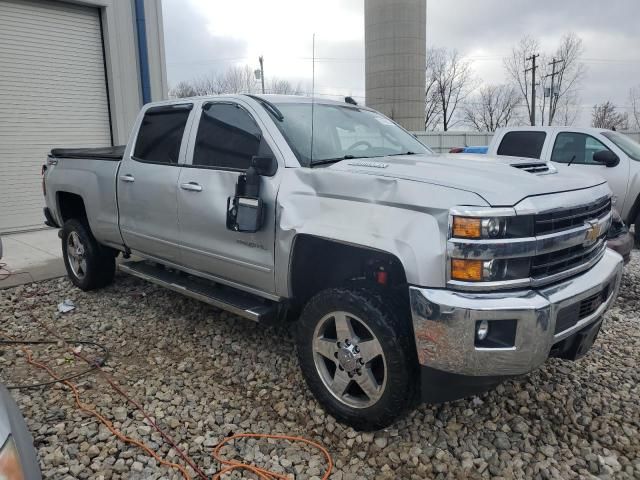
476,320,489,341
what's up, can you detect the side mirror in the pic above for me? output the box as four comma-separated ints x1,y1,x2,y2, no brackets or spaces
251,155,277,176
226,172,264,233
593,150,620,168
226,156,276,233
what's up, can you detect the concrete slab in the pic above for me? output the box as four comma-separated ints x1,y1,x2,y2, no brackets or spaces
0,228,65,289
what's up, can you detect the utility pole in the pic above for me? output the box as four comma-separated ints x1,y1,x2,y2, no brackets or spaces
258,55,265,94
545,57,564,125
525,54,539,126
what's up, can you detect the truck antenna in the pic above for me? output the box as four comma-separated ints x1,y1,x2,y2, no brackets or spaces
310,33,315,165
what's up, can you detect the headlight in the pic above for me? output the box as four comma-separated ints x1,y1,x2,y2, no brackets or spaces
451,258,530,282
0,436,25,480
451,215,533,239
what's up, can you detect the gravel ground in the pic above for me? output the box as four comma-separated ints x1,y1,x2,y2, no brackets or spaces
1,253,639,480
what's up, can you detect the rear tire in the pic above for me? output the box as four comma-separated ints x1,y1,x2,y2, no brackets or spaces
296,286,416,431
61,219,115,291
634,213,640,248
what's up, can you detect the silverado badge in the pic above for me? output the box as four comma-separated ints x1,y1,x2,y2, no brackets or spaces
583,220,601,246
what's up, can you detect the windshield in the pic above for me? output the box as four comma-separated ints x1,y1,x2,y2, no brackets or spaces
269,102,431,166
602,131,640,161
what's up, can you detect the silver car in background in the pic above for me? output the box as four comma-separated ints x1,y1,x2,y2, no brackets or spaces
0,385,42,480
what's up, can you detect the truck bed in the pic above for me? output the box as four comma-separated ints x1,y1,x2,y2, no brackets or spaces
49,145,125,161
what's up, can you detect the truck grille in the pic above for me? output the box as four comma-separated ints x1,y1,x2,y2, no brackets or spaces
554,281,613,334
531,241,606,279
534,197,611,236
530,196,611,282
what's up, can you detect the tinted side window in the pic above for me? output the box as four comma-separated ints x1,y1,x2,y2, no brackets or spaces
193,103,272,170
133,105,192,164
550,132,612,165
497,131,547,159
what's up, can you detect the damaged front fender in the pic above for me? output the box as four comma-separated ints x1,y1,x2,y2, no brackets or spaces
274,167,488,297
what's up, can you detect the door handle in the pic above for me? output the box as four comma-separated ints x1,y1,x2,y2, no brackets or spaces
180,182,203,192
120,174,135,183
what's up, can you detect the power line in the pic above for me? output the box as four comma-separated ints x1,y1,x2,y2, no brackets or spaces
167,55,640,68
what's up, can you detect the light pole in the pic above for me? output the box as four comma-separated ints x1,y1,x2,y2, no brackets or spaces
258,55,265,94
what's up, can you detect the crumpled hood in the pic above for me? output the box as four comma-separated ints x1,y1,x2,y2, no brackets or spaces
328,153,606,206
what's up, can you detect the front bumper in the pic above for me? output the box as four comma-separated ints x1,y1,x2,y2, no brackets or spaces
410,248,623,377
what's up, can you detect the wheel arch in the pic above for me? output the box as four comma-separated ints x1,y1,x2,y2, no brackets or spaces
56,191,88,225
287,234,408,307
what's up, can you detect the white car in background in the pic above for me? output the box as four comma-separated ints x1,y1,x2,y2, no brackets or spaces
487,126,640,246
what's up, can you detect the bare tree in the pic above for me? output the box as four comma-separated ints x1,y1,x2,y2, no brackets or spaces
463,84,522,131
168,80,198,99
504,33,585,126
546,33,587,125
169,66,308,99
552,90,580,126
592,101,629,130
504,35,540,125
267,78,303,95
168,65,259,98
427,48,475,131
424,55,441,130
216,65,258,94
630,85,640,129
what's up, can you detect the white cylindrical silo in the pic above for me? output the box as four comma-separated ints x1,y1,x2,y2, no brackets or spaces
365,0,426,131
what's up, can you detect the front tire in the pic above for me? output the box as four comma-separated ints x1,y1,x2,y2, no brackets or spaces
296,287,416,430
61,219,115,291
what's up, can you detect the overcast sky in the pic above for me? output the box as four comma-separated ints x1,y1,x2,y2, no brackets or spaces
162,0,640,127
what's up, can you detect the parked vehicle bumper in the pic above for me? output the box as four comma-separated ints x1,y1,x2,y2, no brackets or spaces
607,234,633,265
409,248,623,381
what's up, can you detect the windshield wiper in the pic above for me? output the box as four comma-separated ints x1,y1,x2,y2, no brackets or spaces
311,155,357,167
567,154,577,166
387,151,416,156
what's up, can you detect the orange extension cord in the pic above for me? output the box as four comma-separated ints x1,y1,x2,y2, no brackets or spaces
5,308,333,480
212,434,333,480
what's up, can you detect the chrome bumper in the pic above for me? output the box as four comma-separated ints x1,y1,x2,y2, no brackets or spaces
410,249,623,376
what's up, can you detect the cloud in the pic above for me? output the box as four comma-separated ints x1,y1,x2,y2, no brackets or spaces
162,0,640,125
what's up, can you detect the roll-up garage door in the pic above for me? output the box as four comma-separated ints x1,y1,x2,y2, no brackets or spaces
0,0,112,232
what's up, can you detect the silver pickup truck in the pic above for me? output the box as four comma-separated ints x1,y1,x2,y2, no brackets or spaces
42,95,623,430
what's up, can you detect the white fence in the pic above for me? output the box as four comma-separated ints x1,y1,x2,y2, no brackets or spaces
412,130,640,154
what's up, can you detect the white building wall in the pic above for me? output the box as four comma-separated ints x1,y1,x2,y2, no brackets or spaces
0,0,167,232
73,0,168,144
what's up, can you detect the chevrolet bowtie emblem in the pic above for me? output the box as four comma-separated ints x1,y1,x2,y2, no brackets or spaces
584,220,601,246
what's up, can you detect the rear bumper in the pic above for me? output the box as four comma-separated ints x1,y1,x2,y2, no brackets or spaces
43,207,59,228
410,248,623,378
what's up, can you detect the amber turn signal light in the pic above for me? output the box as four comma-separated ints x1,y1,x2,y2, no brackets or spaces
452,217,481,238
451,259,483,281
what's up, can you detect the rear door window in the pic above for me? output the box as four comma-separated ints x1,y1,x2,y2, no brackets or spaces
133,104,193,164
496,131,547,159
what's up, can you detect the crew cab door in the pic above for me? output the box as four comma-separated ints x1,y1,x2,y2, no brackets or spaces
548,131,630,209
177,100,280,294
118,104,193,263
